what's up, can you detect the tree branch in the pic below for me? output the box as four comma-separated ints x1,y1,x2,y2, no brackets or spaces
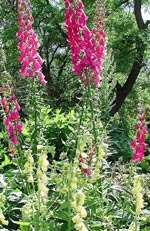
145,20,150,28
110,0,148,116
110,60,143,116
134,0,145,29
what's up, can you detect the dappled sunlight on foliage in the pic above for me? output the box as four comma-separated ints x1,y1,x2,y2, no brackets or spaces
0,0,150,230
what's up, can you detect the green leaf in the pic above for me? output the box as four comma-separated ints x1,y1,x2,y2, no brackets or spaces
0,132,4,138
91,221,103,227
68,125,74,132
145,155,150,161
14,221,30,226
22,126,29,136
53,210,69,222
0,155,11,168
141,228,150,231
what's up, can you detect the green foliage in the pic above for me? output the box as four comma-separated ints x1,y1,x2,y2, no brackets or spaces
0,0,150,230
22,105,76,161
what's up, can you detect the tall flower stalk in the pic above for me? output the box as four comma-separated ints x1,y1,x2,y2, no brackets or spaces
17,0,47,86
64,1,107,198
1,71,23,155
131,109,147,162
17,0,47,157
64,0,106,87
129,174,145,231
0,40,23,155
65,0,106,150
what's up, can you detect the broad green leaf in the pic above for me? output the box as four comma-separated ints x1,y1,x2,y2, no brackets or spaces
0,155,11,168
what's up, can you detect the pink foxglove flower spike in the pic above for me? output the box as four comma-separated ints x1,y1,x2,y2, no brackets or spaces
64,0,106,87
131,110,147,162
1,71,23,155
17,0,47,86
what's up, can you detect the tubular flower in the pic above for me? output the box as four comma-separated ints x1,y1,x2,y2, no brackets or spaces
79,148,94,176
131,175,144,215
131,110,147,162
24,149,34,183
0,208,8,226
64,0,106,87
37,148,49,200
78,140,107,178
92,0,106,87
17,0,47,86
0,71,23,154
76,135,93,176
72,190,88,231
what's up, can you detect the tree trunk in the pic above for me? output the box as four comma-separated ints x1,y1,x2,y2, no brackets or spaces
110,0,149,116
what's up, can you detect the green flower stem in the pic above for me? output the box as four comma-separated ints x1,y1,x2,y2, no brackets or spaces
135,215,140,231
86,81,98,153
75,99,85,150
67,183,72,231
31,78,38,158
37,190,41,230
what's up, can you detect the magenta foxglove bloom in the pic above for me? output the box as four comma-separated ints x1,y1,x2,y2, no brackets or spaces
79,154,92,176
79,142,96,176
1,71,23,155
131,110,147,162
17,0,47,86
64,0,106,87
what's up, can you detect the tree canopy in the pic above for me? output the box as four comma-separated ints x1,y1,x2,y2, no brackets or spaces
0,0,150,114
